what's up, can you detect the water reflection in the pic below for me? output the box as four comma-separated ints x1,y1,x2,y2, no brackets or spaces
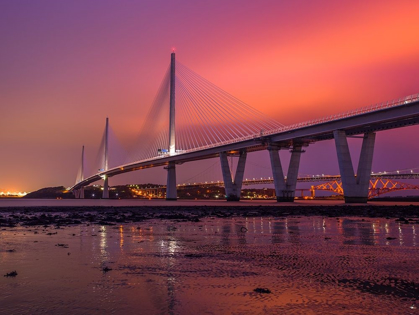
119,225,124,249
0,216,417,315
159,227,179,315
235,222,247,245
100,225,108,261
221,223,231,246
203,217,419,248
287,219,301,244
272,219,287,244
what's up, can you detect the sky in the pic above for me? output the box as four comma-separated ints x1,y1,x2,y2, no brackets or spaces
1,0,419,192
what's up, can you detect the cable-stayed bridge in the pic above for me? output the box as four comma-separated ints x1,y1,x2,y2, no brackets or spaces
71,52,419,203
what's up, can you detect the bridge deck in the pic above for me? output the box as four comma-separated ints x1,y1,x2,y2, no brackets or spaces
71,97,419,191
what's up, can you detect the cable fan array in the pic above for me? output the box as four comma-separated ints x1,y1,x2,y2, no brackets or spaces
175,62,283,151
129,60,283,163
129,66,171,162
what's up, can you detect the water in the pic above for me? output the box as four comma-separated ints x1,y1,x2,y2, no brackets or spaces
2,198,419,208
0,216,418,314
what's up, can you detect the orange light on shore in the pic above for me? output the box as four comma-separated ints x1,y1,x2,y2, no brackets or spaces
0,191,28,197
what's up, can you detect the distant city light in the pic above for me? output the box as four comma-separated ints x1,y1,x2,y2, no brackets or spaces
0,191,28,197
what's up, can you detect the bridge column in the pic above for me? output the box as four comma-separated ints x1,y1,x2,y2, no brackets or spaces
268,146,286,201
310,186,315,198
74,190,79,199
334,130,375,203
102,176,109,199
166,161,177,200
220,150,247,201
286,145,303,200
78,187,85,199
268,145,303,202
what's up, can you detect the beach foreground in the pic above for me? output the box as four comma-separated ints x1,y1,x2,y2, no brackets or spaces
0,202,419,314
1,215,418,314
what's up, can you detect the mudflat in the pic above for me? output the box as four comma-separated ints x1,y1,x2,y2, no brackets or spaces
0,202,419,227
1,202,418,314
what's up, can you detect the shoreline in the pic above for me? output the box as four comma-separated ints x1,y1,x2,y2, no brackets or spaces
2,198,419,208
1,203,418,227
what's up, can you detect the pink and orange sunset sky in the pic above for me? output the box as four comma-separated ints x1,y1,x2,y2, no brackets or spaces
1,0,419,192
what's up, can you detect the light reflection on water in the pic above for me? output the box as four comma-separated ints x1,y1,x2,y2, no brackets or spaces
0,216,418,314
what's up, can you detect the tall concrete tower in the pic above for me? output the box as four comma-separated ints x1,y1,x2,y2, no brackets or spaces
102,117,109,199
169,52,176,155
80,145,85,198
166,52,177,200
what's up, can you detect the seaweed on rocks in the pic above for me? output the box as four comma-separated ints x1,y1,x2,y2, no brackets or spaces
4,271,17,277
0,205,418,227
253,288,271,294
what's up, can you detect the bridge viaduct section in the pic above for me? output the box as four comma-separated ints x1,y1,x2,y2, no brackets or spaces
267,144,303,202
334,131,375,203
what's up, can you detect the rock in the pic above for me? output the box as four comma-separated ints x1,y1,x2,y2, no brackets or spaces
55,243,69,248
253,288,271,294
4,270,18,277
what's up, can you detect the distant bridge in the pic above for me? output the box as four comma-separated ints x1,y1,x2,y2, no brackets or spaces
178,172,419,187
127,173,419,200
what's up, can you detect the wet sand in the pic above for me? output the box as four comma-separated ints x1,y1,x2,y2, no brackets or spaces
1,216,418,314
1,200,418,314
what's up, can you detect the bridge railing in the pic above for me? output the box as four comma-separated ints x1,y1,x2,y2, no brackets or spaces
265,93,419,136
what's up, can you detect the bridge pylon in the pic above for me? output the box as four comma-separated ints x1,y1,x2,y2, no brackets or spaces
74,145,85,199
334,130,375,203
220,150,247,201
268,144,304,202
166,52,177,200
102,117,110,199
79,145,85,198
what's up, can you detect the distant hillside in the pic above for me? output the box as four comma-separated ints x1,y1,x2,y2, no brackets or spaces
24,186,75,199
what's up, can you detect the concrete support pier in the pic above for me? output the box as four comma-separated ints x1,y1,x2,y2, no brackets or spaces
166,161,177,200
268,145,303,202
74,188,84,199
220,150,247,201
333,130,375,203
75,145,85,199
102,176,109,199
